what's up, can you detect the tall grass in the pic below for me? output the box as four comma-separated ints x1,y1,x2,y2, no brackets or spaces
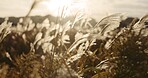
0,0,148,78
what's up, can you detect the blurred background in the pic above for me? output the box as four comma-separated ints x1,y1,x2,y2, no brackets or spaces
0,0,148,21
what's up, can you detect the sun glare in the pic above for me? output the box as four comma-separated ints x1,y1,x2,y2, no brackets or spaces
46,0,87,17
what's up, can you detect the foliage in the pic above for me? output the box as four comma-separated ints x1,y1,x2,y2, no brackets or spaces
0,13,148,78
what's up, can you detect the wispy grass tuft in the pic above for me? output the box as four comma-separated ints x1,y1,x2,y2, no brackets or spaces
0,0,148,78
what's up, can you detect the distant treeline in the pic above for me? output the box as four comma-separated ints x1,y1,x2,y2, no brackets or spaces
0,15,147,28
0,15,57,26
0,15,98,28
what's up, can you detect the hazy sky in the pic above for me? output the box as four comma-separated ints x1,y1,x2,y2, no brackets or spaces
0,0,148,21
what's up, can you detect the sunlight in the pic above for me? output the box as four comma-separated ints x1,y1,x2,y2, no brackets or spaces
52,0,72,6
46,0,87,17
